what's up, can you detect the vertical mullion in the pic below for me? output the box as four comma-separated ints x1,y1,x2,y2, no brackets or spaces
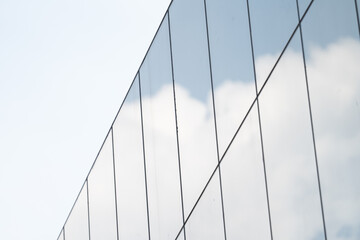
111,128,120,240
138,72,152,240
295,0,328,239
86,180,91,240
246,1,274,239
355,0,360,37
167,11,187,240
203,0,227,239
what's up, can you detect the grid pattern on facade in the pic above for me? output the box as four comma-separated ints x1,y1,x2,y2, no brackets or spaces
57,0,360,239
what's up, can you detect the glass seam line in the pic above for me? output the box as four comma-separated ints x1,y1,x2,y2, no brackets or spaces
57,0,187,234
58,129,115,240
86,180,91,240
174,0,315,238
138,71,152,240
109,0,177,134
59,136,107,238
57,0,175,235
246,0,274,239
295,0,328,239
167,11,187,240
111,128,120,240
63,227,65,240
355,0,360,38
57,226,65,240
203,0,228,239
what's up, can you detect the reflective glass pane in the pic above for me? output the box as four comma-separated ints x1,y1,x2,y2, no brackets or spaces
300,0,360,239
297,0,312,17
183,174,224,239
57,229,64,240
64,183,89,240
112,76,148,239
169,0,225,237
139,13,183,240
205,0,256,154
248,0,299,88
299,0,359,46
87,133,117,240
258,34,324,239
182,107,269,239
221,107,271,239
176,230,185,240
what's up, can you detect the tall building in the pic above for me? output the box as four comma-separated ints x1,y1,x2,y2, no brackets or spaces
57,0,360,239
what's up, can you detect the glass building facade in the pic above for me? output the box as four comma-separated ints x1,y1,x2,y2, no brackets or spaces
57,0,360,239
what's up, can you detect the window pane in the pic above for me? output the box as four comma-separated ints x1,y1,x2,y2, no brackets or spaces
64,183,89,240
183,174,224,239
205,0,256,154
180,107,270,239
175,229,185,240
297,0,312,16
221,107,271,239
248,0,299,88
301,0,360,239
87,133,117,240
300,0,359,46
169,0,225,237
183,107,271,239
258,34,324,239
57,229,64,240
139,13,183,240
112,76,148,239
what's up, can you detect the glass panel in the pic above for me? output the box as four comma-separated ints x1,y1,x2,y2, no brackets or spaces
299,0,359,46
139,13,183,240
258,34,324,239
64,183,89,240
221,107,271,239
205,0,256,154
112,75,148,239
183,175,224,239
175,229,185,240
297,0,312,17
57,229,64,240
182,107,269,239
248,0,299,88
169,0,225,238
300,1,360,239
87,133,117,240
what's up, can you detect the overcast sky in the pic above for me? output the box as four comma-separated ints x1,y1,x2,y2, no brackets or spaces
0,0,171,239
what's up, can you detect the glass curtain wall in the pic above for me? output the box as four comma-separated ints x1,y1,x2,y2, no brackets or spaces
112,76,149,240
168,0,225,238
63,183,89,240
57,0,360,239
299,0,360,239
139,12,184,240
